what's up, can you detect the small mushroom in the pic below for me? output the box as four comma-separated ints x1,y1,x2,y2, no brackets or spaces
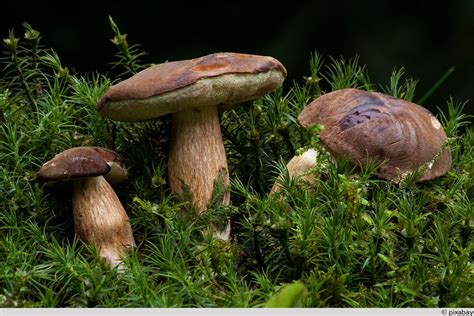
97,52,287,238
298,88,452,182
37,146,136,267
270,148,318,194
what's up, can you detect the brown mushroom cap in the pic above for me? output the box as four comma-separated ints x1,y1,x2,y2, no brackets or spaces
37,147,127,184
298,88,452,182
97,52,287,121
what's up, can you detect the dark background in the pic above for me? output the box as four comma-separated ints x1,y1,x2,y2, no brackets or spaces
2,0,474,116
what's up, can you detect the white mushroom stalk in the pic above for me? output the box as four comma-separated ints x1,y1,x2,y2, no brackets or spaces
270,148,318,194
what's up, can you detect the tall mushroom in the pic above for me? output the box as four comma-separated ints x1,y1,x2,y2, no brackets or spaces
37,146,136,267
297,88,452,182
97,52,287,238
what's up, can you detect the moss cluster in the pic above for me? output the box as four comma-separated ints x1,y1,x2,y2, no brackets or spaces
0,19,472,307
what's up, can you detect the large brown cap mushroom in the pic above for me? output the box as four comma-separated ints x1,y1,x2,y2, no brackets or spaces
97,52,287,121
298,88,452,182
96,52,287,240
37,146,135,268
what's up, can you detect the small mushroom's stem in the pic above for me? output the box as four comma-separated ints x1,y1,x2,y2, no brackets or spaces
270,148,318,194
72,176,136,268
168,104,231,239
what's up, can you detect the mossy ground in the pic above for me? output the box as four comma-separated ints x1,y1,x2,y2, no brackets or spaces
0,20,472,307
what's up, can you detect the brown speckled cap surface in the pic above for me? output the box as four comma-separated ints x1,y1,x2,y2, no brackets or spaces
97,52,287,121
37,147,126,182
298,88,452,181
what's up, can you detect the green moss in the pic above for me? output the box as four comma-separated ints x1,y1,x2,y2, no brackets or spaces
0,20,472,308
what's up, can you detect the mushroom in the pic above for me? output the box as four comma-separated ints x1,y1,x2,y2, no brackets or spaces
270,148,318,194
297,88,452,182
97,52,287,238
37,146,136,267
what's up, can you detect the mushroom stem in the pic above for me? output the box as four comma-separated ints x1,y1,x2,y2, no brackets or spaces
72,176,136,267
270,148,318,194
168,104,231,238
169,104,230,211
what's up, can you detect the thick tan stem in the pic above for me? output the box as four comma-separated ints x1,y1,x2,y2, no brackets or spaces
72,176,136,267
168,105,230,212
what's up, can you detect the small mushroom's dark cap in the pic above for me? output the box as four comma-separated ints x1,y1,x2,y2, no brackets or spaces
298,88,452,182
97,52,287,121
36,147,123,182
